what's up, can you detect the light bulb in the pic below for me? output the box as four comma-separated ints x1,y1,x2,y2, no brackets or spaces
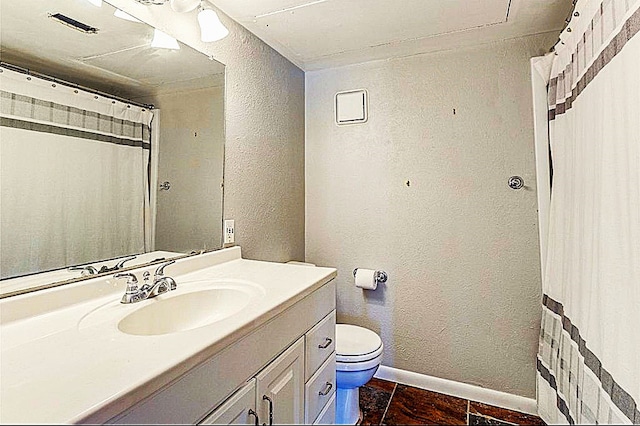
151,29,180,50
198,8,229,42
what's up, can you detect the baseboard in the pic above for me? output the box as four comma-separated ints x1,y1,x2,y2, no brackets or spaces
374,365,538,416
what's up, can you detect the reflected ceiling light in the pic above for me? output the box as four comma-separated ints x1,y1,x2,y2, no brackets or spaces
86,0,103,7
151,29,180,49
114,9,142,23
197,6,229,42
170,0,200,13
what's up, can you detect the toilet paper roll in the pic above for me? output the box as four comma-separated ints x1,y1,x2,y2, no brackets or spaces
355,268,377,290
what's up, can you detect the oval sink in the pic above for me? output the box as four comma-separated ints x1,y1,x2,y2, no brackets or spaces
117,288,250,336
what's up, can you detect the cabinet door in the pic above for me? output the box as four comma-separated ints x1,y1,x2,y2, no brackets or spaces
255,337,305,425
200,379,257,425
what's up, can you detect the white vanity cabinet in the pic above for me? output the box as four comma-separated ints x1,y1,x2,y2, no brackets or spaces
107,280,336,425
201,339,306,425
199,317,336,426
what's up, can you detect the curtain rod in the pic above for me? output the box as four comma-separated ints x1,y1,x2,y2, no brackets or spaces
0,62,154,110
550,0,579,53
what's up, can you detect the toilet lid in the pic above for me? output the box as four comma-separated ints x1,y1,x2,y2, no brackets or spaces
336,324,382,360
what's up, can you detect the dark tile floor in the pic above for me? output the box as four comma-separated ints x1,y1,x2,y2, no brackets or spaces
359,378,545,425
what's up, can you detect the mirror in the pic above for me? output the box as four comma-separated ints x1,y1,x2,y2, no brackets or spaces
0,0,226,297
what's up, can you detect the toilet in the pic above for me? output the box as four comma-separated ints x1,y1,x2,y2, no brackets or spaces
335,324,384,425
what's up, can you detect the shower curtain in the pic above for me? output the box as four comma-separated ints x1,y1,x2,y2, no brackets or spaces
0,67,154,278
537,0,640,424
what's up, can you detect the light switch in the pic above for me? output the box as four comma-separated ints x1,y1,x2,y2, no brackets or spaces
335,89,368,125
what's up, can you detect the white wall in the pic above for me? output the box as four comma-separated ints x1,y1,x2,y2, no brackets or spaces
305,33,556,398
109,0,306,262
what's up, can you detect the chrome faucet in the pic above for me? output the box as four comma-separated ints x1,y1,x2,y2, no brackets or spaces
114,260,177,304
140,260,177,298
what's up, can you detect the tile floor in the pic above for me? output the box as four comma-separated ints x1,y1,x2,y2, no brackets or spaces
359,378,545,425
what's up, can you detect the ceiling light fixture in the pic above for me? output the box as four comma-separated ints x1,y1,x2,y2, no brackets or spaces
197,4,229,42
113,9,142,23
134,0,228,43
151,29,181,49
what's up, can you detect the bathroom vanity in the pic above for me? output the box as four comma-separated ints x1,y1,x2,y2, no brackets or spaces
0,247,337,424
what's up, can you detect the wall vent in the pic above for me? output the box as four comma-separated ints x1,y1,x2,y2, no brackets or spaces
335,89,368,125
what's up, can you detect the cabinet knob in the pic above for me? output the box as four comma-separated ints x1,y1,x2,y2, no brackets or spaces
318,337,332,349
318,381,333,396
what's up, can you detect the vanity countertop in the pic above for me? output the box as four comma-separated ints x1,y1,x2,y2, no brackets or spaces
0,247,336,424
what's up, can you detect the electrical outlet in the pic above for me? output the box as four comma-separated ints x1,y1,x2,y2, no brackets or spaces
224,219,235,244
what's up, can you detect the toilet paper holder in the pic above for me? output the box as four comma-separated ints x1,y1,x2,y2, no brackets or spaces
353,268,388,284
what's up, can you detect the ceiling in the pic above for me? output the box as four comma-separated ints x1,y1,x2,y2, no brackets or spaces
0,0,225,100
210,0,572,70
0,0,572,90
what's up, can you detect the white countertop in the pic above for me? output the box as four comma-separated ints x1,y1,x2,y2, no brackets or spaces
0,247,336,424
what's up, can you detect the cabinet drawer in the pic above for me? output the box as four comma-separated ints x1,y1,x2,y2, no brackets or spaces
304,352,336,424
313,393,335,425
305,310,336,380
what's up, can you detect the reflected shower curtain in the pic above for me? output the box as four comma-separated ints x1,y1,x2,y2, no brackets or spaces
537,0,640,424
0,67,154,278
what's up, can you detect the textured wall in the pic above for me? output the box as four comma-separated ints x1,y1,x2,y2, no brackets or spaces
109,0,306,262
305,33,556,398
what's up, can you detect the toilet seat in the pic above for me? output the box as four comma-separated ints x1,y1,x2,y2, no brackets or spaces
335,324,383,363
336,351,383,371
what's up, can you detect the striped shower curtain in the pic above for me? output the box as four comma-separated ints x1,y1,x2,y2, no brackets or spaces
0,66,154,279
537,0,640,424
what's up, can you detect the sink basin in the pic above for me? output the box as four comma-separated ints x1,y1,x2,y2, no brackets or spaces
78,280,265,336
119,288,251,336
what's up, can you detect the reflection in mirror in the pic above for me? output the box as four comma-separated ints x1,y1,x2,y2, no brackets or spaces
0,0,225,297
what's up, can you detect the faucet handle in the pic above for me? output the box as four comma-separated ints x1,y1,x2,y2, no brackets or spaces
114,272,138,283
114,273,141,304
115,255,137,270
154,259,176,277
